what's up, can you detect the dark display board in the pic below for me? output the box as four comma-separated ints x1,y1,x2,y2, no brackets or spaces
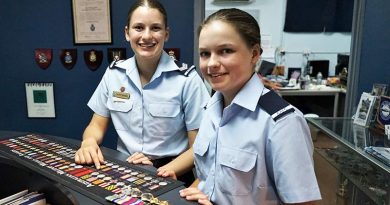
0,134,183,204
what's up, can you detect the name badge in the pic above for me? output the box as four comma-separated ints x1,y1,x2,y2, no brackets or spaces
113,91,130,99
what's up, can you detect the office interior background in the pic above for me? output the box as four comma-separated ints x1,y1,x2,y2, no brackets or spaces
0,0,389,149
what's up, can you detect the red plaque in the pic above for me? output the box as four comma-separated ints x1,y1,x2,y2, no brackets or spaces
34,48,53,70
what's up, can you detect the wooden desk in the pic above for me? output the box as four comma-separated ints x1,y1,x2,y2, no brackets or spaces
278,87,345,117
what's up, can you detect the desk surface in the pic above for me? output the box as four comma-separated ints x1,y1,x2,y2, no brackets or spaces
278,86,343,96
0,131,196,205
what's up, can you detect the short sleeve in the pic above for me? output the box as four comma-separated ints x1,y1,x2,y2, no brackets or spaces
266,114,321,203
182,71,210,131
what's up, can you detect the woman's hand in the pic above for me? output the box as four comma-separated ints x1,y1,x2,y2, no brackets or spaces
179,187,213,205
75,138,105,169
157,165,177,180
127,152,153,165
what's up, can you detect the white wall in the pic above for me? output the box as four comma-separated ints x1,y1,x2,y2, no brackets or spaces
205,0,352,76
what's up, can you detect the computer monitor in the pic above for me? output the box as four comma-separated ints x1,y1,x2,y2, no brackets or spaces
335,54,349,75
258,60,275,76
308,60,329,78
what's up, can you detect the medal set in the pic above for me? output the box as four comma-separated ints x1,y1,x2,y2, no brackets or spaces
0,134,182,204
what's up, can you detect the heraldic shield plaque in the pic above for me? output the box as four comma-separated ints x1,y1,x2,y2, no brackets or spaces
107,48,126,63
84,49,103,71
164,48,180,61
60,49,77,70
34,48,53,70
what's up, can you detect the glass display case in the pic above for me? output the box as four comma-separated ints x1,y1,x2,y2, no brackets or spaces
307,117,389,205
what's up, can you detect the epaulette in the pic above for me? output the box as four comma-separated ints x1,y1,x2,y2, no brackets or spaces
109,59,124,69
258,90,295,121
174,60,196,77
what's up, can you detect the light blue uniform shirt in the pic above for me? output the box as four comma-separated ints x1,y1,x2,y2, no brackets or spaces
194,74,321,205
88,51,210,159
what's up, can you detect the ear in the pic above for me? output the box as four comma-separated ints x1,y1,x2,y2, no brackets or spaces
251,44,261,64
165,27,170,42
124,26,130,42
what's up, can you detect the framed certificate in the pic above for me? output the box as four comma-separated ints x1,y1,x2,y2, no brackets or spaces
72,0,112,44
25,82,56,118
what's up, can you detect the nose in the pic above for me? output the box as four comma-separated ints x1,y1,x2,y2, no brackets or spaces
142,28,152,40
207,53,220,70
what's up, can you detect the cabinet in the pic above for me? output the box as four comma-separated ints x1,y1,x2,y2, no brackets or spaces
307,118,389,205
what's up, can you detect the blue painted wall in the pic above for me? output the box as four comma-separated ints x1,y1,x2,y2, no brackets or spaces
0,0,195,148
356,0,390,98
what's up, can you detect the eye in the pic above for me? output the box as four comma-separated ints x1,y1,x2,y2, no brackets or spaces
152,26,162,31
133,25,143,31
199,51,210,58
221,48,234,54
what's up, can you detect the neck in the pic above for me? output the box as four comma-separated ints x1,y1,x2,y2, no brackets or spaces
136,56,160,86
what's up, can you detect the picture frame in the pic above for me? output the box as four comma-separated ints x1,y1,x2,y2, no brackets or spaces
371,83,388,96
353,92,376,127
71,0,112,44
25,82,56,118
352,124,368,149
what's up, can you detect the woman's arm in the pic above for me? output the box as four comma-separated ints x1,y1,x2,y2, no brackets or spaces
157,129,198,178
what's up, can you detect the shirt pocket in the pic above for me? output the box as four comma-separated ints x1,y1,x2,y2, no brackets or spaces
193,135,212,180
218,147,257,195
148,103,181,136
107,98,133,130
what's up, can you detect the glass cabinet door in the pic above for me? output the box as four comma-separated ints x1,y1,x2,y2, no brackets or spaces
308,117,389,205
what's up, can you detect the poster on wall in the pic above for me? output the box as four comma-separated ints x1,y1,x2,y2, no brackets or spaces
72,0,112,44
25,82,56,118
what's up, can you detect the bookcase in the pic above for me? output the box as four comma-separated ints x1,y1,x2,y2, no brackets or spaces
0,156,78,204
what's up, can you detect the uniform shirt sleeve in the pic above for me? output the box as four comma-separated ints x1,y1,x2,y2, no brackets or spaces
87,68,111,118
182,71,210,131
266,113,321,203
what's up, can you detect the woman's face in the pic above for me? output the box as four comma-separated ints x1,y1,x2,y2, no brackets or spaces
125,6,168,62
199,20,259,100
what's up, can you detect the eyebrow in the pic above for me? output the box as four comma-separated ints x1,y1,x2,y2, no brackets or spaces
199,43,235,50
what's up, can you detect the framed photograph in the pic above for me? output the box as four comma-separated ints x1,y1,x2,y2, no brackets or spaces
72,0,112,44
371,83,388,96
25,82,56,118
352,124,368,149
353,92,376,127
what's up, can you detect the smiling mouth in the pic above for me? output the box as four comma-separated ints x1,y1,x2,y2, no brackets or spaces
210,73,226,78
139,42,156,48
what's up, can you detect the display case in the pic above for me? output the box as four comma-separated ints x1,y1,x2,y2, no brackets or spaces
307,117,389,205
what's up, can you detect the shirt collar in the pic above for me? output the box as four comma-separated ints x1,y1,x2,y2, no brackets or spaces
233,73,265,112
113,51,178,72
